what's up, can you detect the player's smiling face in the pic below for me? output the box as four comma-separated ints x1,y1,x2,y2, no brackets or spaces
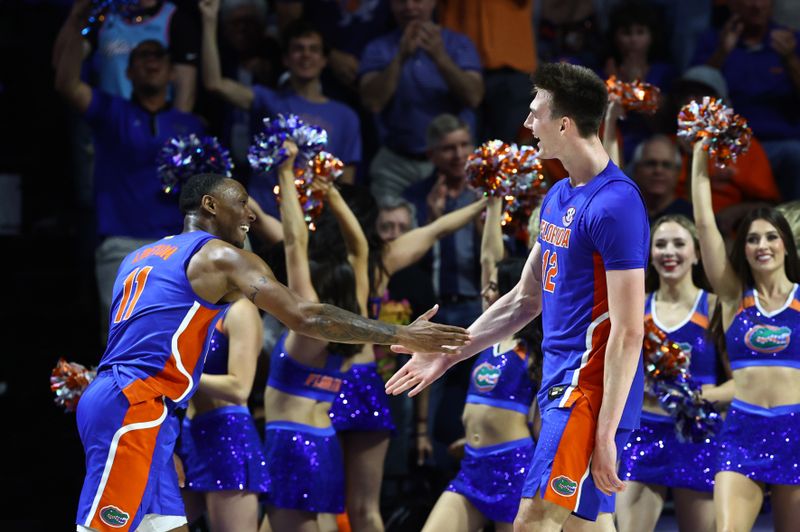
524,90,562,159
651,221,697,282
214,180,255,249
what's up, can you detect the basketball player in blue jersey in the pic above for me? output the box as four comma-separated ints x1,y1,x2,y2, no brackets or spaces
74,143,471,532
386,62,649,531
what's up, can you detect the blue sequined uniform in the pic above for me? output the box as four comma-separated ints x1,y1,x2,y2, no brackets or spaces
263,333,346,512
717,286,800,484
446,343,536,523
329,296,396,433
619,290,719,492
176,315,269,493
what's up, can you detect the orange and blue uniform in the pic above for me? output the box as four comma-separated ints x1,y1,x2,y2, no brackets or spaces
75,231,227,531
521,161,648,520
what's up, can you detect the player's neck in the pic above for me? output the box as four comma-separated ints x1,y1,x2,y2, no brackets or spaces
561,136,609,187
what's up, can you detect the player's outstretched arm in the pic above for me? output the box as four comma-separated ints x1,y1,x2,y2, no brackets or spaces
385,243,543,397
209,244,471,353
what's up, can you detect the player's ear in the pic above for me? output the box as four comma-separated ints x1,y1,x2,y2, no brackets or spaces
201,194,218,216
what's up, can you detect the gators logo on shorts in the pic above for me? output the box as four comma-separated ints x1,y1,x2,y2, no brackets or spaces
745,325,791,353
99,505,129,528
472,362,501,392
551,475,578,497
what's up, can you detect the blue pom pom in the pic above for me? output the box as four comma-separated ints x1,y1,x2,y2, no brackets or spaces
157,134,233,195
248,114,327,173
82,0,140,36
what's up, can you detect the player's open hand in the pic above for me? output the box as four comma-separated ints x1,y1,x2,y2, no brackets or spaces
385,350,454,397
395,304,470,355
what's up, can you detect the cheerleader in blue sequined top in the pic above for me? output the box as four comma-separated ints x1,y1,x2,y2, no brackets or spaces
260,146,367,532
616,215,732,532
691,141,800,531
422,197,541,531
328,194,487,530
177,297,269,531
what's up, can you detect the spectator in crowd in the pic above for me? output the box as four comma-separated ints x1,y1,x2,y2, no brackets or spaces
534,0,602,69
360,0,484,199
630,136,694,224
53,0,205,334
603,1,675,163
200,0,362,210
693,0,800,200
439,0,537,143
403,114,484,474
87,0,200,111
275,0,393,98
213,0,282,173
669,65,781,235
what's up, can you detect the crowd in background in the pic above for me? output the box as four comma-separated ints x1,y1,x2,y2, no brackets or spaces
13,0,800,530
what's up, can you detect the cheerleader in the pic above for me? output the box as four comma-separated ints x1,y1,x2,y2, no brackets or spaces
328,194,487,530
421,197,540,532
616,214,732,532
691,141,800,531
177,297,269,531
259,144,365,531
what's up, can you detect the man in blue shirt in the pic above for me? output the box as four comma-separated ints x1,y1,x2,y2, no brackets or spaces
359,0,484,199
54,0,205,334
200,0,362,218
692,0,800,201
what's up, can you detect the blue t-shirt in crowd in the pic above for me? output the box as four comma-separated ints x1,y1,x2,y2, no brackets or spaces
692,25,800,141
85,89,205,238
359,28,482,155
247,85,362,217
536,162,649,430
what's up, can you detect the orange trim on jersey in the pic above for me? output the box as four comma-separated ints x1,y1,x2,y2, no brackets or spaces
644,312,651,322
144,305,221,401
513,343,527,361
576,253,611,392
113,269,138,324
122,266,153,321
690,312,709,328
88,397,166,531
790,300,800,313
544,395,596,511
742,296,756,309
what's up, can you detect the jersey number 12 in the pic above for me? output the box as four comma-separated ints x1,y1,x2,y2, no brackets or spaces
541,250,558,293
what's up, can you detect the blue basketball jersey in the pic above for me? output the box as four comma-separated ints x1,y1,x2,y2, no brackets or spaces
99,231,228,407
646,290,717,385
536,161,649,429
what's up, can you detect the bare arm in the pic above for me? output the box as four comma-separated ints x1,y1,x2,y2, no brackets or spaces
360,23,419,113
196,298,263,403
52,0,92,113
199,0,254,109
384,197,487,275
247,197,283,247
325,185,370,313
480,197,504,290
602,96,624,167
592,268,645,495
172,63,197,112
690,142,741,303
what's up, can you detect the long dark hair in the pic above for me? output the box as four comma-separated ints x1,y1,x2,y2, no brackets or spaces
645,215,711,293
709,208,800,361
309,258,362,357
497,257,543,386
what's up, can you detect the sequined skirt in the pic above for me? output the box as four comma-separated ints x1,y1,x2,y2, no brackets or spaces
619,411,717,492
263,421,345,513
716,399,800,485
329,363,396,433
447,437,535,523
177,405,269,493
